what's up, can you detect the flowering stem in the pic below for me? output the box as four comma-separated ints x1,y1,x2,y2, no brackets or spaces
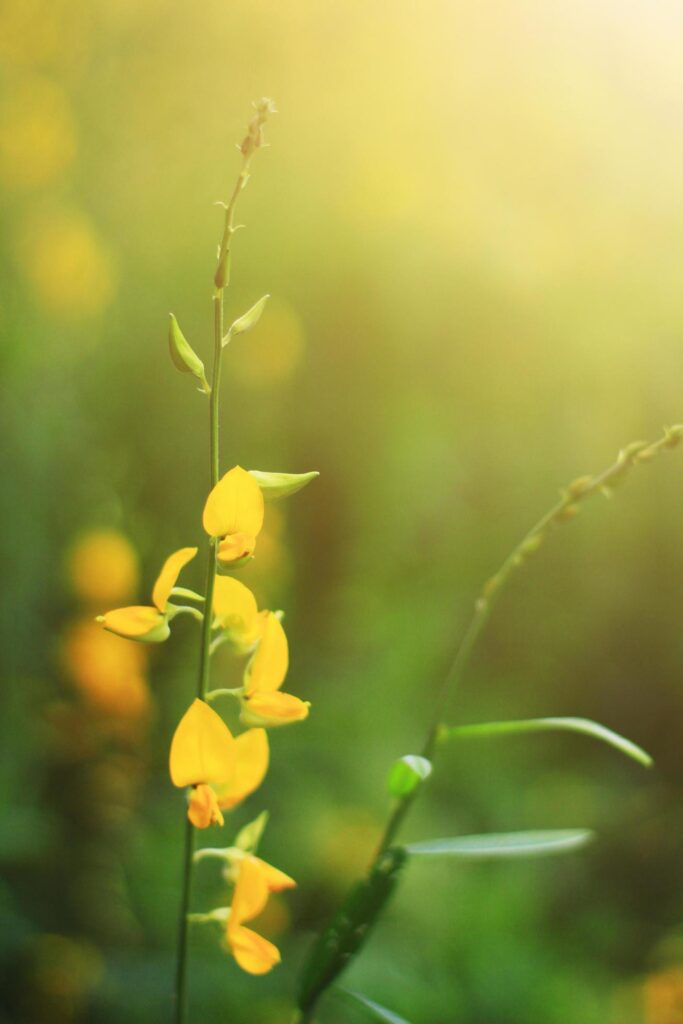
173,101,274,1024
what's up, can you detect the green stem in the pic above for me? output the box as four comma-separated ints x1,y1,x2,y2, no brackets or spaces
374,428,681,858
172,112,269,1021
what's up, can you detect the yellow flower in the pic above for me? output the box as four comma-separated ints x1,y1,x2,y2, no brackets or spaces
98,547,197,642
203,466,264,566
214,728,269,811
212,575,262,650
170,701,269,827
169,699,236,790
241,612,310,727
227,855,295,975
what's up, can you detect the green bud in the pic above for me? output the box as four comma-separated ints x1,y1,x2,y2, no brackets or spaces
225,294,270,344
168,314,210,394
248,469,320,499
234,810,269,854
214,249,231,290
567,475,593,499
664,425,683,448
387,755,432,798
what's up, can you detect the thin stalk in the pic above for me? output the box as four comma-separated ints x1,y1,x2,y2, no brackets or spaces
173,294,222,1024
373,429,681,858
172,100,274,1023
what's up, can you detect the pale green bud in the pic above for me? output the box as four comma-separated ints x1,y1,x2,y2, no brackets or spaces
248,469,320,500
168,314,210,394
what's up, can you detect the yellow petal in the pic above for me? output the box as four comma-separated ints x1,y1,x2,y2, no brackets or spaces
152,546,198,612
169,699,236,787
202,465,264,540
99,605,169,642
188,784,225,829
228,925,280,975
212,576,261,645
229,856,270,927
254,857,296,893
217,532,256,565
216,729,269,811
245,612,288,695
241,691,310,728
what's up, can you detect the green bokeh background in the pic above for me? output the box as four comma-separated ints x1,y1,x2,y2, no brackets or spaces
2,2,683,1022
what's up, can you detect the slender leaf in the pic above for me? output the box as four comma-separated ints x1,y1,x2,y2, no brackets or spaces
406,829,594,859
341,989,412,1024
440,717,652,768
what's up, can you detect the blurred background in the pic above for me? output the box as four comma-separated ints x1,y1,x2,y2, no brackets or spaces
2,1,683,1021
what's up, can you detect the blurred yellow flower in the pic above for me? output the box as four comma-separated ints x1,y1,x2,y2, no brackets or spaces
17,208,116,318
0,75,76,189
98,547,197,642
66,529,139,608
203,466,264,566
241,612,310,727
227,855,295,975
62,619,150,720
643,966,683,1024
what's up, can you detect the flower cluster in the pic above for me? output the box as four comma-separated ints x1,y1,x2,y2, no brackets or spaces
98,463,316,973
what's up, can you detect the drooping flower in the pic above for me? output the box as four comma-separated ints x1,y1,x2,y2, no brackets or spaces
98,547,197,642
241,611,310,727
203,466,264,566
226,855,295,974
170,700,270,827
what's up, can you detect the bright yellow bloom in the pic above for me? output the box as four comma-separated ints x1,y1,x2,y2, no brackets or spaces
212,576,262,649
202,466,264,566
170,701,268,827
227,855,295,974
214,728,269,811
241,612,310,727
98,547,197,642
169,699,236,789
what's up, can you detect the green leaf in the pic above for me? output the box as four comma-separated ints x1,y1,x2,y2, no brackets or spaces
234,810,269,854
440,717,653,768
341,990,412,1024
406,829,594,859
225,293,270,343
168,314,210,394
248,469,319,499
387,755,432,798
297,847,407,1013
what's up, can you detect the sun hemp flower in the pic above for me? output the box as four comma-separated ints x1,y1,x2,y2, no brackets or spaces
212,575,263,650
203,466,265,566
227,854,295,975
241,611,310,727
169,699,269,828
98,547,197,642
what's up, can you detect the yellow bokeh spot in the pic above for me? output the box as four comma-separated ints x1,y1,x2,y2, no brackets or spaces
233,300,305,388
66,529,139,608
62,619,151,720
0,75,76,189
17,209,116,318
